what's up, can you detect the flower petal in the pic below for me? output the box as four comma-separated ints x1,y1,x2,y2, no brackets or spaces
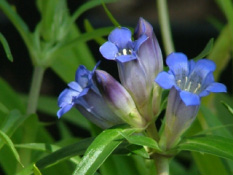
190,59,216,81
57,89,79,107
99,41,118,60
57,104,73,118
180,91,200,106
155,72,175,89
108,27,132,48
75,65,89,87
134,34,148,51
166,52,189,77
68,81,82,92
205,82,227,93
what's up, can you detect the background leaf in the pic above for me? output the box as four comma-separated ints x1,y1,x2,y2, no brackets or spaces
0,130,23,167
178,135,233,161
0,33,13,62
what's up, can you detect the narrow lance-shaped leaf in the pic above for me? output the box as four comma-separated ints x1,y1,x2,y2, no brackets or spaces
0,33,13,62
0,130,23,167
73,126,138,175
33,164,42,175
120,134,161,152
178,135,233,161
221,101,233,116
71,0,117,22
101,0,120,27
192,38,214,61
36,137,94,169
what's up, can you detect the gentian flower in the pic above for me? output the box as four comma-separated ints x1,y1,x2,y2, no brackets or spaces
155,52,227,150
94,70,146,128
155,52,227,106
99,27,147,63
57,64,124,129
100,18,163,122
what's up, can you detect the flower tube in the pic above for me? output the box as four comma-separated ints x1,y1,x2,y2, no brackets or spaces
155,52,227,150
94,70,146,128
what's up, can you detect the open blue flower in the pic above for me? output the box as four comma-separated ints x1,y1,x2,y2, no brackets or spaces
155,52,227,106
99,27,147,63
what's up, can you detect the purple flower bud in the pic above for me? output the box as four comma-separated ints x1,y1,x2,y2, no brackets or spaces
94,70,147,128
135,17,163,84
155,52,227,149
57,64,124,129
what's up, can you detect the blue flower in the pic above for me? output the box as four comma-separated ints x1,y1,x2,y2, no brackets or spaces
100,18,163,122
57,63,124,129
99,27,147,63
155,52,227,106
57,65,95,118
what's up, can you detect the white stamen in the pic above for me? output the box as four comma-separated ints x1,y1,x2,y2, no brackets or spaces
177,80,181,87
193,83,201,93
185,81,192,91
122,49,127,55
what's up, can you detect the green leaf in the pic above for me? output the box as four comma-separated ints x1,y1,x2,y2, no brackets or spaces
0,130,23,167
73,126,138,175
51,25,96,83
57,26,114,53
192,38,214,61
33,164,42,175
208,25,232,80
178,135,233,161
121,134,161,151
199,105,232,137
0,110,26,149
84,19,106,45
192,152,229,175
36,137,93,169
101,0,120,27
0,78,26,112
15,143,60,152
126,145,149,158
71,0,117,22
0,33,13,62
0,0,31,50
0,102,9,114
221,101,233,116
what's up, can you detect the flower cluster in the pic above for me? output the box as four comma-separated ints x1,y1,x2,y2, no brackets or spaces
57,17,226,149
57,18,163,128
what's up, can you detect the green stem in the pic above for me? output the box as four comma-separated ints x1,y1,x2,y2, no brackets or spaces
153,154,170,175
16,66,45,171
27,66,45,115
146,122,159,142
157,0,175,55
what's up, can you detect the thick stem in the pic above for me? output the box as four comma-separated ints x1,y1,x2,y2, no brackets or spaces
153,154,170,175
157,0,175,55
27,66,45,115
17,66,45,171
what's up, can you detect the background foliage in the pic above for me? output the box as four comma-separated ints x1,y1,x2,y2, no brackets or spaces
0,0,232,174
